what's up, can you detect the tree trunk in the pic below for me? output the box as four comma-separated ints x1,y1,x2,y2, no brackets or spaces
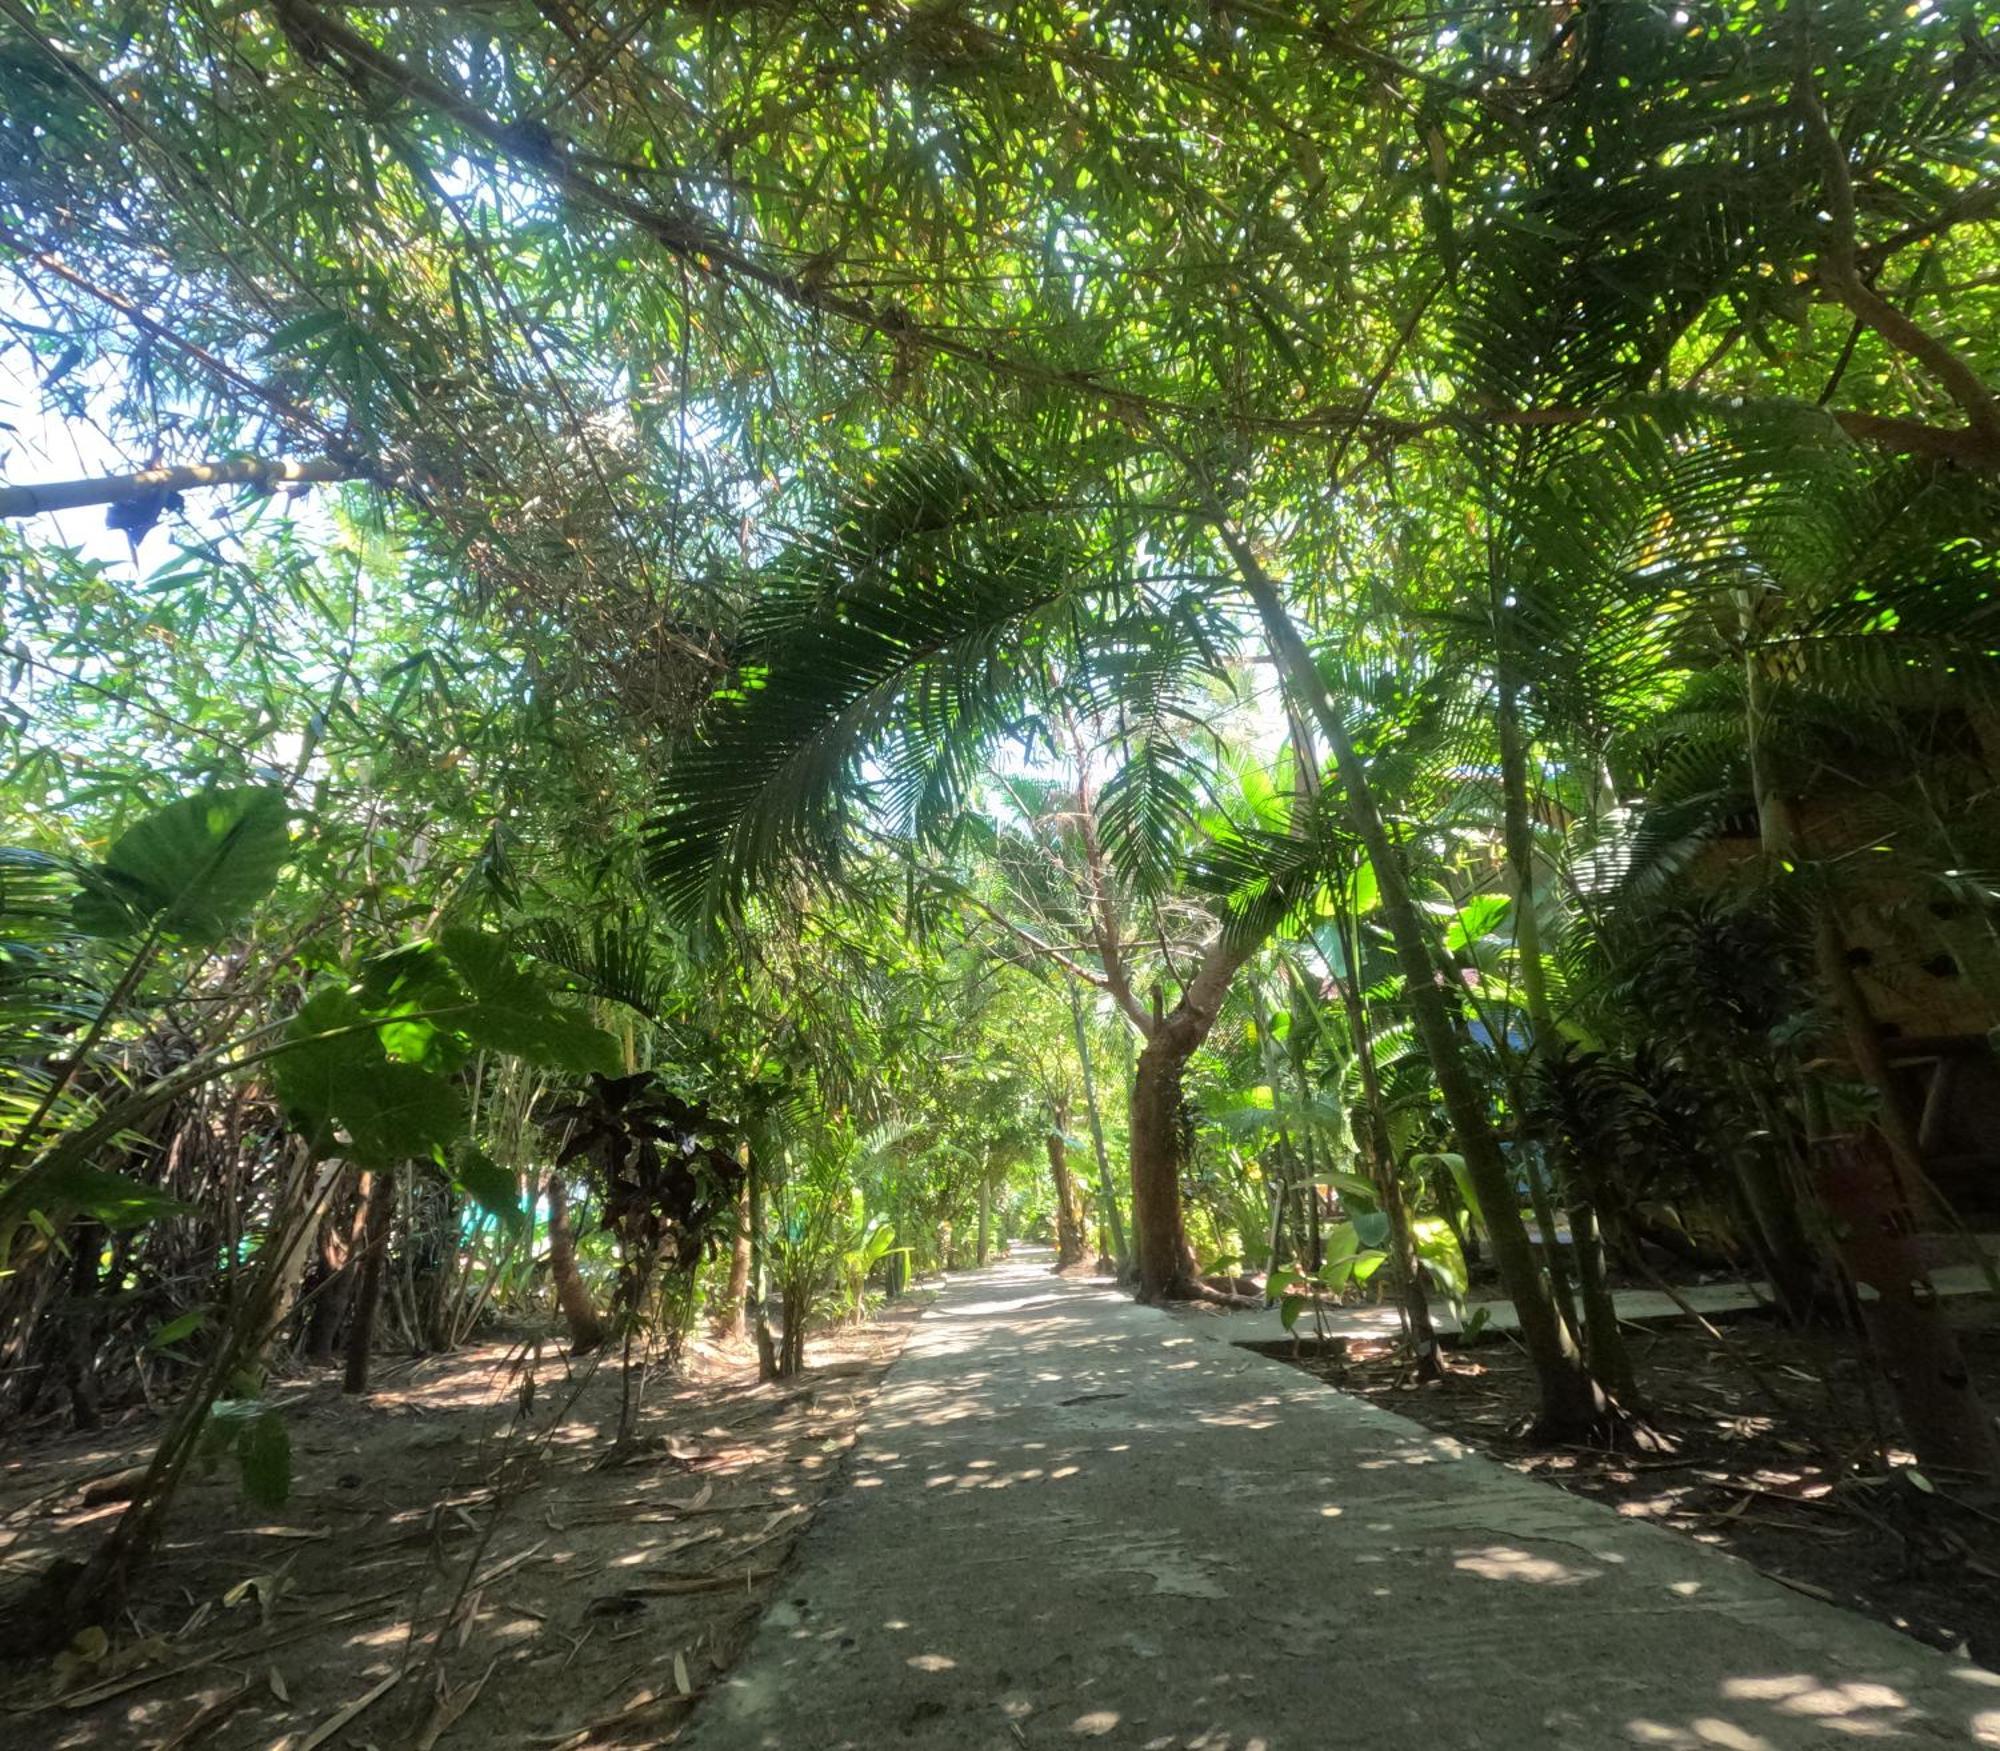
1048,1118,1087,1268
1262,1165,1288,1282
1130,1030,1195,1297
1220,537,1602,1435
545,1173,605,1355
976,1162,993,1266
306,1167,369,1362
1130,933,1265,1300
250,1203,318,1374
1070,980,1131,1276
50,1158,344,1641
0,454,359,520
343,1163,397,1395
1566,1194,1638,1406
719,1171,752,1341
750,1153,778,1380
1499,671,1609,1373
1732,1125,1824,1321
1334,909,1442,1380
62,1221,103,1430
1342,742,1600,1433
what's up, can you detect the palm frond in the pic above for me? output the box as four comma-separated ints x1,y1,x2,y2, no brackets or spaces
644,447,1109,924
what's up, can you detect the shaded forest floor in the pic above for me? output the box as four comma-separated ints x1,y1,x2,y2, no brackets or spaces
0,1301,925,1749
1261,1301,2000,1670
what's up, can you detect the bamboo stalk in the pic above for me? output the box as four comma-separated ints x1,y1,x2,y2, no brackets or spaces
0,456,359,520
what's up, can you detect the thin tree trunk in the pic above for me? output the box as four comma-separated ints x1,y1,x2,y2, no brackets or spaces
1817,1131,2000,1478
248,1140,328,1374
1498,672,1590,1355
1217,532,1601,1434
306,1167,369,1362
1069,979,1131,1275
1048,1127,1087,1267
720,1170,752,1341
0,455,359,520
1566,1194,1637,1405
52,1158,343,1640
1333,909,1442,1380
545,1173,605,1354
62,1222,103,1431
749,1152,778,1380
1733,1126,1824,1320
1253,984,1307,1278
343,1163,397,1395
977,1160,993,1265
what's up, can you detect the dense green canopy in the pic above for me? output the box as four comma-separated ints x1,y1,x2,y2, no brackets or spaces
5,0,2000,1631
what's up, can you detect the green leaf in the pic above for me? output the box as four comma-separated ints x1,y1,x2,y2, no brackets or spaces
450,1142,527,1237
1279,1293,1308,1331
438,929,621,1074
1415,1222,1468,1297
273,987,464,1167
1413,1152,1483,1237
1326,1169,1380,1209
34,1161,188,1226
236,1410,291,1507
1351,1211,1391,1249
345,1061,464,1166
1444,893,1511,953
73,788,290,942
259,309,346,356
146,1308,208,1351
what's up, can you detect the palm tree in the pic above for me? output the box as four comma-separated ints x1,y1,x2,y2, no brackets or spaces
644,448,1317,1301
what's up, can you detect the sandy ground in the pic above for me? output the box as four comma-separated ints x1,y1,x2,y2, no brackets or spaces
1,1302,924,1750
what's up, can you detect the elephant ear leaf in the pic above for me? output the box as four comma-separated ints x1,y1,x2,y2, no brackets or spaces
73,787,290,943
273,987,464,1167
438,928,621,1075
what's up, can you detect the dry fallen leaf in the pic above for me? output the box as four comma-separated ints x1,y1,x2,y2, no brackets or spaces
414,1658,497,1751
269,1665,291,1703
298,1670,399,1751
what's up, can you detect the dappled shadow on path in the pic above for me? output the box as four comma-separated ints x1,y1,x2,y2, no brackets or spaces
689,1261,1996,1749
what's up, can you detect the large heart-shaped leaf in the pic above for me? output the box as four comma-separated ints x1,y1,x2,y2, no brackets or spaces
273,987,464,1167
73,788,290,943
439,929,621,1075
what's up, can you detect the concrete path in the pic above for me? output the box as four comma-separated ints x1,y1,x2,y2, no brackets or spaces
685,1260,2000,1750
